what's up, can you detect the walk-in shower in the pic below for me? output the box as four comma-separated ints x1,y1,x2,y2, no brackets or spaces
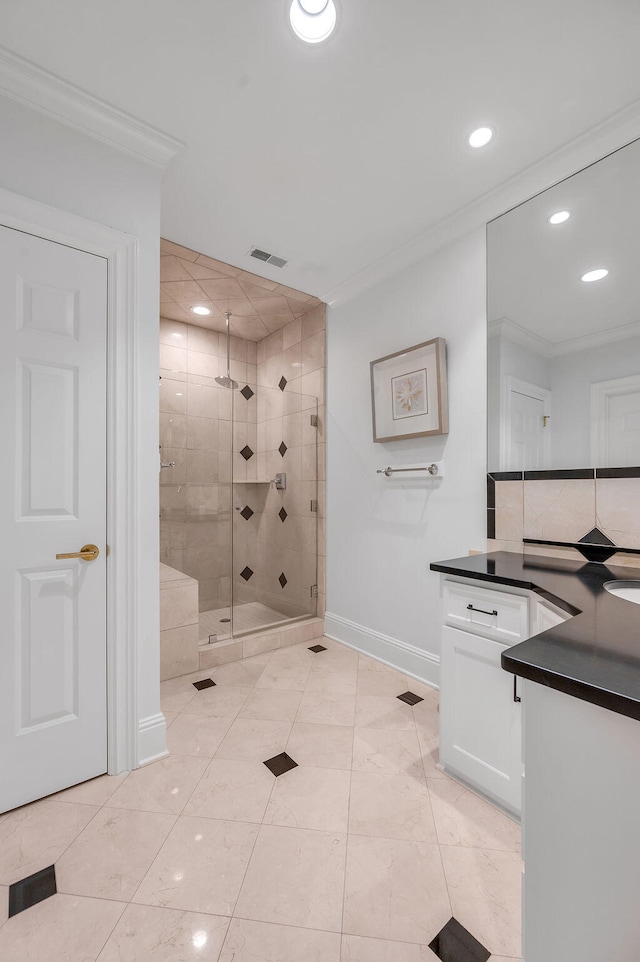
159,317,319,645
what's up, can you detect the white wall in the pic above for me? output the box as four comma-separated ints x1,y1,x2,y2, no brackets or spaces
325,229,487,685
0,95,164,761
550,334,640,468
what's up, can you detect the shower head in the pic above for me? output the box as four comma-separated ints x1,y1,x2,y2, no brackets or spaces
215,373,239,390
216,310,239,390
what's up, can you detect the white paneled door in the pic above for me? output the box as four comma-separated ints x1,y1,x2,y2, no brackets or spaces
0,225,108,813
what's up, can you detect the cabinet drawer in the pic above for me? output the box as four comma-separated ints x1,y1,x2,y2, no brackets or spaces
443,580,528,645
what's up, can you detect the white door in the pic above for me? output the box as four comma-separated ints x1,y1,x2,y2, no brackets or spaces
503,376,551,471
0,225,108,813
591,375,640,467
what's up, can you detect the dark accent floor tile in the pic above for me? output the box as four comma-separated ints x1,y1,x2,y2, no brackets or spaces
279,376,287,391
397,691,424,706
278,442,287,457
278,572,287,588
240,566,254,581
240,505,254,521
309,644,327,653
524,468,594,480
240,384,254,400
193,678,216,691
279,507,288,522
263,752,298,777
240,445,254,461
8,865,57,918
428,916,490,962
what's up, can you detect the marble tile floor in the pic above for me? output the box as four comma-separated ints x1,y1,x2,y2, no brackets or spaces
0,637,522,961
199,602,288,643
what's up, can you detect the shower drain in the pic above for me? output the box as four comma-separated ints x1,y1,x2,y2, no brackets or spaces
220,618,231,623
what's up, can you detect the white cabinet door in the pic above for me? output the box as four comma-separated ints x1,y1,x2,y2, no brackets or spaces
531,598,569,636
0,225,108,813
440,625,522,814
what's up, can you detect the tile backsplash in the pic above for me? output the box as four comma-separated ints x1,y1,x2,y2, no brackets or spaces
488,468,640,565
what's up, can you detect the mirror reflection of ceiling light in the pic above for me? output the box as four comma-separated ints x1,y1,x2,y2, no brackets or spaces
289,0,337,43
191,305,212,315
581,268,609,283
468,126,494,148
548,210,571,225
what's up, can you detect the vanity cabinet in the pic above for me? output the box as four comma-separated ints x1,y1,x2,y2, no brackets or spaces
439,579,528,815
439,577,573,815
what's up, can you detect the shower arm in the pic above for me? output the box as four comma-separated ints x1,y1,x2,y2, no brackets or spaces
224,311,231,380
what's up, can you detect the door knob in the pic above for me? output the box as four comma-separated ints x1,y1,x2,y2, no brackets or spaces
56,544,100,562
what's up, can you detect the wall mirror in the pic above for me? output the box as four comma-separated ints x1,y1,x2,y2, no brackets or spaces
487,137,640,473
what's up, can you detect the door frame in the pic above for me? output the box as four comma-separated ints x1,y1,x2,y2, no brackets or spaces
0,186,139,775
500,375,552,471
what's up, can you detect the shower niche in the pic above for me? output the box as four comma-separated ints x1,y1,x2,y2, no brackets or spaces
159,315,322,652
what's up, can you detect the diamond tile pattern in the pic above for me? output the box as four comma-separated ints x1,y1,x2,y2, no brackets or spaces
160,238,322,341
0,638,521,962
429,917,491,962
192,677,216,691
308,644,327,653
240,384,255,400
279,376,287,391
240,505,254,521
240,445,254,461
279,507,288,523
397,691,424,706
278,442,287,458
278,572,287,588
576,526,617,562
263,752,299,777
240,566,254,581
8,865,57,918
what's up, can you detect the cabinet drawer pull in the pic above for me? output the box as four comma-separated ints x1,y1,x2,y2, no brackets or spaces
466,604,498,617
513,676,521,703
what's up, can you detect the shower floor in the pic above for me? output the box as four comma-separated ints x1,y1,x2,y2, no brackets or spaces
199,602,288,643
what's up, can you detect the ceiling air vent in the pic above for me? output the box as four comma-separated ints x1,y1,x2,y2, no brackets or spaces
249,246,288,269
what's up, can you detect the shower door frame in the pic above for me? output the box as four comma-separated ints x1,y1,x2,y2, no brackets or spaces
0,186,140,777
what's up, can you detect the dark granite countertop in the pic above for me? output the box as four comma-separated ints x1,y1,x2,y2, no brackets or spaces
430,551,640,721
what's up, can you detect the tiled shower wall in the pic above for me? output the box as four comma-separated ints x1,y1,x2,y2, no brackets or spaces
488,468,640,565
233,304,327,620
159,318,257,613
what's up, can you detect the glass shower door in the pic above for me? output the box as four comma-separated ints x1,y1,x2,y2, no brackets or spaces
231,385,318,636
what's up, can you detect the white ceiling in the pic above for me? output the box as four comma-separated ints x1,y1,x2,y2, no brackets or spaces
488,136,640,347
3,0,640,302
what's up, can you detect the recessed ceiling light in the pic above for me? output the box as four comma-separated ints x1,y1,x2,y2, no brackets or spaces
191,305,212,316
468,126,494,149
289,0,337,44
581,268,609,283
548,210,571,225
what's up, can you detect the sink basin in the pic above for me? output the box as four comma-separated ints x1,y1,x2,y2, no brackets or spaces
604,580,640,605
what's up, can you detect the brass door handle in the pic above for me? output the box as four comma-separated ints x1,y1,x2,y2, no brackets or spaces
56,544,100,562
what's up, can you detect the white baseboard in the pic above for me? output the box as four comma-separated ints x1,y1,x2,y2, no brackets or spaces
324,612,440,689
137,713,168,767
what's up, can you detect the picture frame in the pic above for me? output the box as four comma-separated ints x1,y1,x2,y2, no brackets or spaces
370,337,448,442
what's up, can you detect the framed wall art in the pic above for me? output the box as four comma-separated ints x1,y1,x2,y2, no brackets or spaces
370,337,448,442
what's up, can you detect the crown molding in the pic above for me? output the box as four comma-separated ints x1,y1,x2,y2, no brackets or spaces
490,316,640,358
323,97,640,308
0,45,184,169
488,318,554,356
